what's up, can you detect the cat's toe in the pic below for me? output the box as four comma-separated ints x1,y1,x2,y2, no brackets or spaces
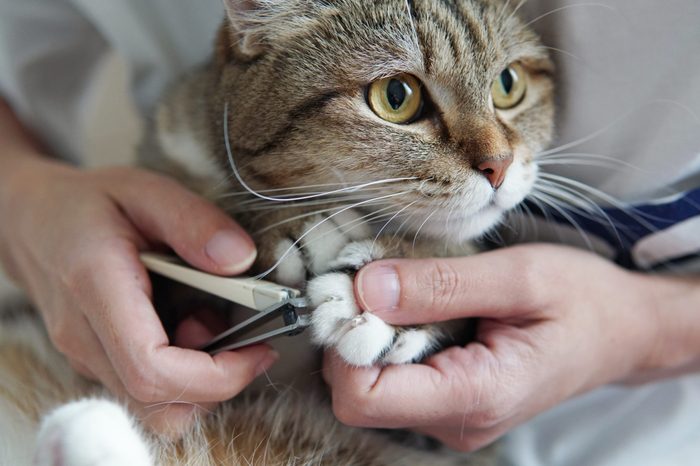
307,273,359,345
35,399,152,466
336,312,396,366
273,238,306,286
327,240,385,271
382,328,442,365
307,272,396,365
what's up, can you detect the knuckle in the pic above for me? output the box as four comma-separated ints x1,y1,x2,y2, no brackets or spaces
50,320,77,355
423,261,462,310
332,395,375,427
122,365,161,403
332,397,362,426
507,247,548,309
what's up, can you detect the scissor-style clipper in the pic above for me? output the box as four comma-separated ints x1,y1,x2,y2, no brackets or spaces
140,253,310,355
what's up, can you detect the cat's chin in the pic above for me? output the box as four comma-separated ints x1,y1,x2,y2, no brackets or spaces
415,206,506,245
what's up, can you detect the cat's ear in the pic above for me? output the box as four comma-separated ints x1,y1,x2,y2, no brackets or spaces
220,0,282,59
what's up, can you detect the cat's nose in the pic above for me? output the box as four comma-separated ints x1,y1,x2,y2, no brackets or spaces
476,155,513,189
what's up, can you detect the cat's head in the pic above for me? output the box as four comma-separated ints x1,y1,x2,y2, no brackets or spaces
215,0,554,243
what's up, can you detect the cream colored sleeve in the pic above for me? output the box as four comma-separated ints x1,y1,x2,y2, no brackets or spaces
0,0,108,162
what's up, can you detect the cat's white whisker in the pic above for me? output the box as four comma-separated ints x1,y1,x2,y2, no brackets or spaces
528,192,596,251
216,182,403,200
539,173,662,231
522,3,617,29
542,99,700,157
370,200,421,255
224,104,418,203
540,46,583,62
412,209,439,254
255,191,413,279
508,0,529,23
533,180,625,246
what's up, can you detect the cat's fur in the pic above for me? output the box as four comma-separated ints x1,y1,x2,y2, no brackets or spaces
0,0,554,464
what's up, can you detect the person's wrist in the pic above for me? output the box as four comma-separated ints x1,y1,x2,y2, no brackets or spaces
0,153,75,283
622,273,700,383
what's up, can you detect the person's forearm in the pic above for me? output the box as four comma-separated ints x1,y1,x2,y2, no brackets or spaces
633,271,700,382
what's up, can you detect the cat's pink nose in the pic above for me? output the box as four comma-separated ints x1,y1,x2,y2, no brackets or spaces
477,156,513,189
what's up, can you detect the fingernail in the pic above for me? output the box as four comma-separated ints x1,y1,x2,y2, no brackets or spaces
356,265,400,312
205,230,257,274
255,350,279,377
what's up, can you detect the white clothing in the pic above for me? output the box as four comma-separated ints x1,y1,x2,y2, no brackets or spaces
0,1,699,465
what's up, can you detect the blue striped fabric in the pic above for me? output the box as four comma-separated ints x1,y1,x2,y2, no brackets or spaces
527,187,700,270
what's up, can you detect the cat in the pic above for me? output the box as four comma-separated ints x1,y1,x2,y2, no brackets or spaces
0,0,554,464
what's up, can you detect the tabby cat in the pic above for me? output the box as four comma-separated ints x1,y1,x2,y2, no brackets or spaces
0,0,554,464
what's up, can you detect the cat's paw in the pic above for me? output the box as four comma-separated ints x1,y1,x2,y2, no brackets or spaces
306,240,441,366
271,210,373,287
35,399,153,466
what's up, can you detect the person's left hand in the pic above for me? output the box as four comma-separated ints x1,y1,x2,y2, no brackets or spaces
322,244,690,451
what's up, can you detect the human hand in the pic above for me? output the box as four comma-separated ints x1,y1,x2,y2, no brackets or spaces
323,244,681,451
0,159,278,436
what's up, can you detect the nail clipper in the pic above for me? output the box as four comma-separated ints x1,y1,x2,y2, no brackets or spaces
140,253,310,355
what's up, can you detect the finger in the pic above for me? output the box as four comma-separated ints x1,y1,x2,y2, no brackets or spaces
80,242,278,403
105,168,256,275
69,313,219,437
323,346,495,429
354,246,550,325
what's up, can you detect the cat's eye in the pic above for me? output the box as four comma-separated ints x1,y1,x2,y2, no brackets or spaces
491,63,527,110
367,74,423,124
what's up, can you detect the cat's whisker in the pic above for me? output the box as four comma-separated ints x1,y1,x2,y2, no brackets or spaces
216,182,402,200
521,199,541,236
303,205,401,248
539,173,664,231
234,194,367,210
443,201,460,254
232,186,400,208
412,209,439,254
522,3,617,29
540,46,583,62
229,194,383,213
225,105,418,203
254,205,350,235
371,200,420,255
533,180,625,246
391,208,420,244
507,0,529,24
543,99,700,158
143,400,215,415
528,192,596,251
255,191,414,279
539,151,643,170
538,158,625,170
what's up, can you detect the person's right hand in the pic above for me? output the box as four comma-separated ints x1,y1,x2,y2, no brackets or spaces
0,158,278,436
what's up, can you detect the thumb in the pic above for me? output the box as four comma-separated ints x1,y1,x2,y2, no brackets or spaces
354,248,543,325
107,168,256,275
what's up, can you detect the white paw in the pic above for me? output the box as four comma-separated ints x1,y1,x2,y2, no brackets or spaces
35,399,152,466
383,328,440,365
327,240,384,271
273,238,306,287
335,313,396,366
301,215,355,275
306,272,394,366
